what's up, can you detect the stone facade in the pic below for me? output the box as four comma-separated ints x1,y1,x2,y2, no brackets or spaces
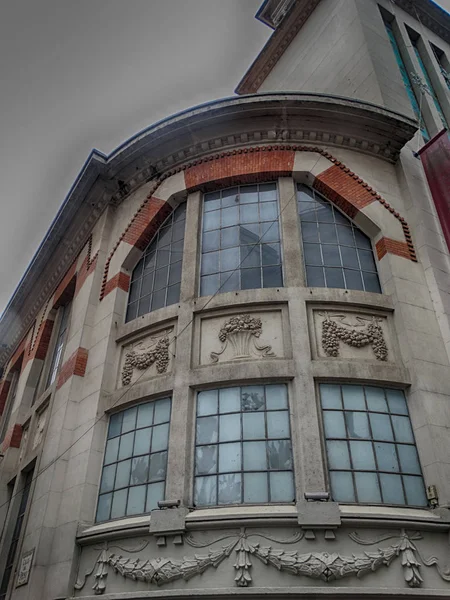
0,1,450,599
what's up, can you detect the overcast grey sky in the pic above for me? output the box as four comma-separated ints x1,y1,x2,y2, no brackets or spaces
0,0,449,315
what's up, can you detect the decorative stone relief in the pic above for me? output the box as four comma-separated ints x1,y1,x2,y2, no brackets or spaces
314,311,390,361
199,311,283,365
32,407,48,450
75,529,450,594
19,427,28,463
120,328,173,387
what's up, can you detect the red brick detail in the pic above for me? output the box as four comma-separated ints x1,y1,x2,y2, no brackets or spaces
7,338,25,374
185,150,295,190
122,198,170,251
53,261,77,308
30,319,55,362
0,380,11,416
376,237,413,261
56,347,89,390
1,424,23,453
75,239,98,296
103,272,131,299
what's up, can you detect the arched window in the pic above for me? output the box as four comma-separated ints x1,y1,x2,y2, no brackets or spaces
297,184,381,293
200,183,283,296
126,204,186,322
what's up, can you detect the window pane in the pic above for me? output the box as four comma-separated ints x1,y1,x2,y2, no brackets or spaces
398,445,421,475
201,274,220,296
326,440,350,470
146,482,165,511
222,226,239,248
219,442,241,472
96,494,112,522
350,441,376,470
325,268,345,288
131,456,149,485
219,414,241,442
330,472,355,502
267,411,290,438
386,389,408,414
154,398,171,423
355,472,381,503
363,272,382,293
304,241,323,264
306,266,325,287
243,441,267,470
268,439,293,470
342,385,365,410
118,432,134,460
341,246,359,268
369,412,393,441
323,411,346,438
270,472,295,502
266,384,288,409
111,489,128,519
151,424,169,452
127,485,146,515
262,243,281,266
195,476,217,506
108,413,123,438
345,412,370,439
244,473,268,503
100,465,116,493
137,403,154,428
320,384,342,409
243,412,265,440
115,459,132,489
380,473,405,504
198,390,218,416
241,386,265,411
375,442,399,472
263,266,283,287
104,438,120,464
134,428,151,455
365,387,388,412
149,452,167,482
344,269,364,291
241,268,261,289
218,474,242,504
219,387,240,413
197,416,218,444
196,445,218,475
403,476,427,506
391,416,414,443
322,245,341,266
203,231,220,252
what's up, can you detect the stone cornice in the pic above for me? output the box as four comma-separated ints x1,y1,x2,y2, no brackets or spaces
0,93,417,369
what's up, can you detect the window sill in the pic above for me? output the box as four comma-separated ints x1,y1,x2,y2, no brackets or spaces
339,504,450,529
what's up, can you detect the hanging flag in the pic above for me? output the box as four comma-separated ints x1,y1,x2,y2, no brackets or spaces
418,129,450,252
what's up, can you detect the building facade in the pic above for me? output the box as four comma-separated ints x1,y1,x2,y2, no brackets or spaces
0,1,449,599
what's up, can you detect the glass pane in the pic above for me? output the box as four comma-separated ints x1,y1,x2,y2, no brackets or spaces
244,473,268,503
203,230,220,252
365,387,388,412
306,265,325,286
354,229,372,249
299,203,316,221
219,414,241,442
127,485,146,515
270,472,295,502
355,472,381,503
398,445,421,474
336,225,355,246
221,247,240,271
301,221,319,242
386,389,408,414
240,222,259,245
403,476,427,506
241,387,265,411
221,226,239,248
243,441,267,470
131,259,144,280
320,384,342,409
122,407,137,433
391,416,414,443
195,476,217,506
219,442,241,472
316,203,334,223
341,246,359,268
345,412,370,439
137,403,154,428
243,412,265,440
100,465,116,494
326,440,350,470
330,471,355,502
344,269,364,291
151,423,169,452
141,272,154,297
134,428,152,455
222,187,239,207
197,416,218,444
198,390,218,416
218,473,242,504
342,385,365,410
118,432,134,460
323,411,346,438
363,272,382,293
259,183,277,201
111,489,128,519
268,439,293,470
204,192,220,211
154,398,171,424
263,266,283,288
131,456,149,485
166,283,180,306
319,223,338,243
153,267,169,291
115,459,131,489
201,251,219,275
151,288,166,311
241,245,261,268
375,442,399,472
203,210,220,231
370,413,393,441
325,267,345,289
219,388,240,413
156,248,170,269
148,451,167,481
146,481,165,511
380,473,405,504
266,384,287,409
96,493,112,522
126,301,138,322
267,411,290,438
359,249,377,271
220,270,240,293
350,441,376,470
241,268,261,290
196,445,218,475
240,204,259,224
108,413,122,438
144,251,156,272
322,244,341,266
137,295,151,317
168,261,182,285
260,201,278,221
261,243,281,266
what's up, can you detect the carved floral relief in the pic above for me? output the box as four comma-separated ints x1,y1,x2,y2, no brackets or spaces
121,328,173,386
32,407,48,450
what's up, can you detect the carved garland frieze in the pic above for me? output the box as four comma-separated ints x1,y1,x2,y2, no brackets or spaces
210,314,275,363
74,529,450,595
121,333,171,386
320,312,388,361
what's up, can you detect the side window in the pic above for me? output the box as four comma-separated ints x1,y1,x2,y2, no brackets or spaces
297,184,381,293
319,383,427,507
126,204,186,322
46,302,71,389
0,373,19,444
200,183,283,296
96,398,171,522
194,384,294,506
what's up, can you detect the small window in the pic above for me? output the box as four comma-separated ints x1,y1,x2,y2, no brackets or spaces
297,185,381,293
200,183,283,296
319,383,427,506
194,384,295,506
96,398,171,522
46,302,71,389
126,204,186,321
0,372,19,444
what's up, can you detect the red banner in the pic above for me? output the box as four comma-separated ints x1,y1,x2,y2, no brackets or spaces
418,129,450,252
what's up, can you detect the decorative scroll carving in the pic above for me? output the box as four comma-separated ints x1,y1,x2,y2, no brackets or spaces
210,314,275,363
122,332,172,385
74,529,450,594
320,312,388,361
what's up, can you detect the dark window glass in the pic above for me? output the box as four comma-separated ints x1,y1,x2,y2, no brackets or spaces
297,185,381,293
126,204,186,322
96,398,171,522
194,384,294,506
46,302,71,388
200,183,283,296
320,384,427,507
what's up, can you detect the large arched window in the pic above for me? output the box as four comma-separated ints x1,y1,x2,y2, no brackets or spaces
126,204,186,322
200,183,283,296
297,184,381,293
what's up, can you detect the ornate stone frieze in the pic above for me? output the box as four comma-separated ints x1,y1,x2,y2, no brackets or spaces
74,529,450,595
120,328,173,386
211,315,275,363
